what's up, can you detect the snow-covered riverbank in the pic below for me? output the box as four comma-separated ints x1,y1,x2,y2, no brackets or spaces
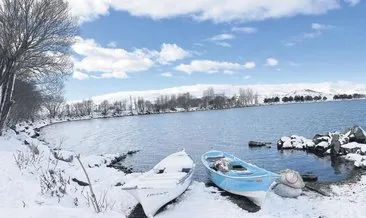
0,122,366,218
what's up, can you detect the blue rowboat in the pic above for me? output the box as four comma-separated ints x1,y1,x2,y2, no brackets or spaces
201,150,279,206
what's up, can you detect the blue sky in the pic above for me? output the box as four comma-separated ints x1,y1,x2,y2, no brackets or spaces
66,0,366,100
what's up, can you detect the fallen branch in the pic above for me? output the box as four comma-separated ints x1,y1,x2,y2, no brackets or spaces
305,183,331,197
72,178,89,186
75,154,101,213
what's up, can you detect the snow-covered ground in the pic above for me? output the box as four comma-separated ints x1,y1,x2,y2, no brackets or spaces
0,121,366,218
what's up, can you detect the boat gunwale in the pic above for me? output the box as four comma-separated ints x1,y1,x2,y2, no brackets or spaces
201,150,279,180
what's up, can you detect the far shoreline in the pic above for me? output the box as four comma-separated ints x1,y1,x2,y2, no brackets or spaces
39,98,366,131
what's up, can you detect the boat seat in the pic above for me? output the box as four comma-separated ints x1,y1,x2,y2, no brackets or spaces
141,172,186,181
182,168,191,173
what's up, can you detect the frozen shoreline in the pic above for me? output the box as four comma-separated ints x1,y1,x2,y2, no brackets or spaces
0,121,366,218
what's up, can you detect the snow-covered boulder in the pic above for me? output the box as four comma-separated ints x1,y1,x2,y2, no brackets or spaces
344,153,366,169
341,142,366,155
349,126,366,143
315,141,330,149
277,135,312,150
313,134,331,144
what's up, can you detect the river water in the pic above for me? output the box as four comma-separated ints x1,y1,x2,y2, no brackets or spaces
41,100,366,182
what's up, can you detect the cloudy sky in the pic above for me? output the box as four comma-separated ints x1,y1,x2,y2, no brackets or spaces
66,0,366,100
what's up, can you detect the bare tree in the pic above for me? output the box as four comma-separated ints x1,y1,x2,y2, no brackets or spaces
43,94,64,118
254,92,259,105
133,97,138,113
113,101,123,114
0,0,78,132
42,78,65,118
99,100,109,116
137,97,145,113
121,99,127,112
82,100,93,116
203,87,215,98
128,96,133,114
63,104,71,117
145,100,152,112
8,79,43,124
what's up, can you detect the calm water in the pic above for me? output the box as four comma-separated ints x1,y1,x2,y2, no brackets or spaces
41,100,366,182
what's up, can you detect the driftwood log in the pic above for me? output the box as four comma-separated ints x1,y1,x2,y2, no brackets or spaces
248,141,272,147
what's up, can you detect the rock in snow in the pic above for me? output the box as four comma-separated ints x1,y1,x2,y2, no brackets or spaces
345,153,366,169
278,126,366,160
341,142,366,155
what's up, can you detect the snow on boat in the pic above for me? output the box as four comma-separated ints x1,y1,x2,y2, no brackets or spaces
201,150,278,206
122,150,195,217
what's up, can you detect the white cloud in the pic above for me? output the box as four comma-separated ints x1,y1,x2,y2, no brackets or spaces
344,0,360,6
176,60,241,74
161,72,173,77
72,37,189,79
67,0,356,24
312,23,334,30
176,60,255,74
107,41,117,48
72,37,154,79
73,71,90,80
158,43,190,65
284,23,333,46
208,33,235,41
231,27,257,33
288,61,302,66
193,42,204,47
266,58,279,66
223,70,235,75
100,72,129,79
244,75,251,80
208,33,235,47
244,61,256,69
284,42,296,47
66,0,111,23
215,41,232,47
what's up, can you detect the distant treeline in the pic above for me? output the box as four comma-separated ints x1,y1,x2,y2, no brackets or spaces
55,87,260,118
264,93,366,104
45,90,366,119
264,95,327,104
333,93,366,100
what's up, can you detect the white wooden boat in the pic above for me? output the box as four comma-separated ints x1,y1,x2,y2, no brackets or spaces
122,150,195,217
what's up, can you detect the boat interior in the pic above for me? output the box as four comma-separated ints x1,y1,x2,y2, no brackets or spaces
204,152,252,174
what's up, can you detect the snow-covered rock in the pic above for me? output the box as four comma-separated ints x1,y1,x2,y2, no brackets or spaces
278,135,316,150
344,153,366,168
341,142,366,155
349,126,366,143
315,141,330,149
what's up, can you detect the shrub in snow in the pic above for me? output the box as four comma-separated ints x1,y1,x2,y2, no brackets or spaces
13,147,43,171
40,169,70,199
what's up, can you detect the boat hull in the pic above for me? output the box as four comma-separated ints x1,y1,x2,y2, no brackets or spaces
125,172,193,217
122,150,195,217
205,168,272,206
202,150,278,206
